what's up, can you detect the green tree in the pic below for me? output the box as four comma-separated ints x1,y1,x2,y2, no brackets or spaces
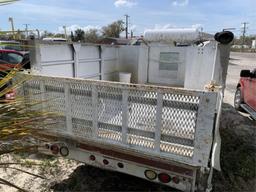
102,20,125,38
74,29,85,42
84,29,99,43
41,30,55,39
54,33,65,38
233,35,254,46
70,31,75,41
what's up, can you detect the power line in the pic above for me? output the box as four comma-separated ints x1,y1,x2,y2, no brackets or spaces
124,14,130,39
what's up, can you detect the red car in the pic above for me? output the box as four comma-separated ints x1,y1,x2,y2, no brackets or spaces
0,49,24,70
234,69,256,120
0,49,29,100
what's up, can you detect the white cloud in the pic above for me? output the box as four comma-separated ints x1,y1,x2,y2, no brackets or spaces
191,24,203,30
114,0,137,8
172,0,189,6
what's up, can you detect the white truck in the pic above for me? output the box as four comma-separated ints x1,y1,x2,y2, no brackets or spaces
22,29,234,192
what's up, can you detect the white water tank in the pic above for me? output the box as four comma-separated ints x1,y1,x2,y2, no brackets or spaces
144,28,200,43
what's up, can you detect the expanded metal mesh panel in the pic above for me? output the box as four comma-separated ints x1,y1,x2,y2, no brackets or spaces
162,94,199,138
97,86,123,142
46,116,66,131
23,80,41,102
21,74,217,165
98,128,122,142
163,93,200,104
160,142,194,157
72,118,92,137
98,86,122,126
128,90,157,132
128,134,155,149
44,80,66,114
70,83,93,121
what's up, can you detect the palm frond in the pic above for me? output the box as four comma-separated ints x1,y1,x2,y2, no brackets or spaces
0,57,59,191
0,0,19,6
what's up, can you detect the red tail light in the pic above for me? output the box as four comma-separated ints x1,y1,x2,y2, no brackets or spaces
158,173,171,183
103,159,109,165
50,144,59,155
5,91,16,100
89,155,96,161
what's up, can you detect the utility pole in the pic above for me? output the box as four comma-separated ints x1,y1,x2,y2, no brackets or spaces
241,22,248,51
63,25,68,40
124,14,129,39
23,23,30,39
8,17,15,39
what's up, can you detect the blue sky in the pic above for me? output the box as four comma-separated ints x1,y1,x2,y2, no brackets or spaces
0,0,255,36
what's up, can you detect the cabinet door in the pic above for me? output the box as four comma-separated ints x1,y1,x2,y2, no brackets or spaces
148,46,185,86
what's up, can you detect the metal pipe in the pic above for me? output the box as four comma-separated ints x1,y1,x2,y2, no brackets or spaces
211,42,219,82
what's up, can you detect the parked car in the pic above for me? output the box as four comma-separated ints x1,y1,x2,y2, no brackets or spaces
234,69,256,120
0,49,30,70
0,49,30,100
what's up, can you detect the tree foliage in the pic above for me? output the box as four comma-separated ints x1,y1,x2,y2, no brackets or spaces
40,20,126,43
41,30,55,39
233,35,255,46
102,20,125,38
74,29,85,42
84,29,99,43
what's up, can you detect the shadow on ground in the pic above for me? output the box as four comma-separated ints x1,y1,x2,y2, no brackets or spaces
51,165,178,192
50,103,255,192
213,103,256,192
51,165,177,192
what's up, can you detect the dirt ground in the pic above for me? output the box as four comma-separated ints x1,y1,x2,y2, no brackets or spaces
213,52,256,192
0,52,255,192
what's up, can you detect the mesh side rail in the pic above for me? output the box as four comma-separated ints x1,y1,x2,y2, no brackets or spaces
21,74,218,167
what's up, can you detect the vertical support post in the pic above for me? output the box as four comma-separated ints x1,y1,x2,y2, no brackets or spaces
155,90,163,152
92,85,98,138
122,89,129,144
99,46,102,80
72,43,81,78
40,80,46,111
193,92,217,167
64,83,72,134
